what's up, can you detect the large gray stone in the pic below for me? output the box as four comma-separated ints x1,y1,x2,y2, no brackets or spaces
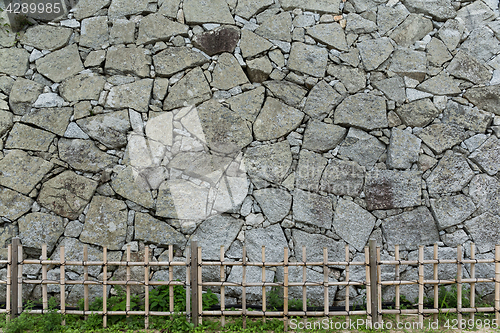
364,170,422,210
288,42,328,78
80,16,109,49
426,151,474,195
253,97,304,141
21,107,73,136
459,26,500,64
338,128,386,169
416,73,461,96
281,0,341,14
235,0,274,19
105,79,153,112
73,0,111,20
372,77,406,104
0,48,29,76
255,12,292,42
401,0,456,21
443,100,491,133
80,196,128,250
327,65,366,93
18,213,64,253
0,187,33,221
389,49,427,82
464,213,500,253
59,73,106,102
0,224,17,252
244,141,293,184
302,121,346,153
163,67,211,110
346,13,377,34
108,0,149,18
447,51,492,85
38,171,98,220
469,174,500,216
246,57,273,83
183,0,235,24
334,93,388,130
36,44,84,82
111,166,155,209
292,189,332,229
239,29,273,59
105,47,152,78
76,110,131,148
213,175,249,214
416,123,466,154
295,149,327,193
226,86,265,123
387,128,421,170
437,18,464,51
291,229,345,263
154,47,208,77
389,13,433,47
382,206,439,250
395,99,440,127
426,37,453,66
211,53,249,90
377,4,410,36
430,194,475,230
135,212,185,248
0,150,53,195
320,159,364,197
158,0,181,18
262,80,308,108
253,188,292,224
136,13,189,45
456,0,497,32
246,223,288,263
333,198,375,251
8,78,44,115
21,25,72,51
59,138,118,172
463,85,500,115
306,23,347,51
469,136,500,176
357,37,394,71
5,123,56,152
158,179,209,219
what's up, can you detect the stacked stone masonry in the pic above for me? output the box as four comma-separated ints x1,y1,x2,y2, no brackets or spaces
1,0,500,306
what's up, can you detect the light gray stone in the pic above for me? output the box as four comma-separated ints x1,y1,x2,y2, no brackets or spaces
376,4,410,36
211,53,249,90
109,19,136,45
64,123,90,139
246,57,273,83
38,170,97,220
184,0,234,24
36,44,84,83
73,0,111,20
262,80,308,108
21,25,72,51
288,42,328,78
401,0,456,21
389,13,433,47
253,188,292,224
416,123,466,154
64,221,84,238
84,50,107,67
395,99,440,127
108,0,149,18
430,194,475,230
235,0,273,19
213,175,249,213
255,12,292,42
320,159,364,197
382,206,439,250
346,13,377,34
306,23,347,51
158,179,209,219
292,189,332,229
327,65,366,93
416,72,460,96
334,93,388,130
0,48,29,76
244,141,293,184
447,51,492,85
0,187,33,221
59,138,118,173
105,79,153,112
463,85,500,115
137,13,189,45
59,73,106,102
21,107,73,136
443,100,491,133
226,86,265,123
295,150,327,193
18,213,64,253
456,0,497,32
357,37,394,71
372,76,406,104
0,224,17,252
426,150,474,195
291,229,345,263
239,29,273,59
333,198,375,251
158,0,181,18
338,128,386,169
163,67,211,110
426,38,453,66
32,93,66,108
465,213,500,253
8,78,44,115
80,16,109,49
469,174,500,216
105,47,151,78
0,110,13,137
365,170,422,210
389,49,427,82
281,0,341,14
387,128,421,170
76,110,131,148
153,47,208,77
253,97,304,141
302,121,346,153
135,212,185,247
80,196,128,250
469,136,500,176
246,223,288,263
437,18,464,51
303,80,342,120
5,123,56,152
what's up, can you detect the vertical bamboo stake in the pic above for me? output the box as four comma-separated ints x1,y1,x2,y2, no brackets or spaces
495,244,500,324
365,246,371,320
377,246,382,319
42,244,48,314
220,246,225,327
83,245,89,319
418,245,424,326
60,246,66,326
242,246,247,329
284,247,289,331
18,241,23,316
433,244,438,323
144,246,150,330
345,244,350,324
11,238,19,320
189,242,197,326
457,244,462,332
395,245,400,323
169,245,174,315
126,245,131,319
6,244,11,321
103,247,108,328
470,243,476,323
323,247,329,318
197,246,202,326
302,246,307,327
369,240,378,326
261,246,266,324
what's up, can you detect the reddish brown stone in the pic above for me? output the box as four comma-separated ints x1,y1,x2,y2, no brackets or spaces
192,25,240,56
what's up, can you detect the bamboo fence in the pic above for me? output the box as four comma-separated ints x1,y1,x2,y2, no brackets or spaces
1,237,499,331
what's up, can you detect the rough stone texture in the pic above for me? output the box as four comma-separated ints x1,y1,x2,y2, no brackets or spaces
463,85,500,115
288,42,328,78
105,79,153,112
333,198,375,251
469,174,500,216
36,44,84,82
365,170,421,210
303,80,342,120
21,107,73,136
295,149,327,192
426,151,474,195
389,13,433,47
262,80,308,108
8,78,44,116
244,141,292,184
417,73,461,96
159,179,209,219
239,30,273,59
395,99,440,127
236,0,274,19
226,86,265,123
137,14,189,45
76,110,131,148
338,128,386,169
282,0,341,14
135,212,185,248
0,48,29,76
246,57,273,83
0,187,33,221
430,195,475,230
443,100,491,133
447,51,492,85
38,171,98,220
401,0,456,21
327,65,366,93
389,49,427,82
465,213,500,253
193,26,240,56
387,128,421,170
469,136,500,176
306,23,347,51
320,159,364,197
21,25,72,51
416,123,467,154
18,213,64,252
211,53,249,90
5,123,56,152
292,229,345,263
111,166,155,208
255,12,292,42
59,74,106,102
105,47,151,78
302,121,346,153
292,189,332,229
253,188,292,223
108,0,149,18
253,97,304,141
334,93,388,130
59,138,118,172
163,67,211,110
184,0,235,24
80,16,109,49
357,38,394,71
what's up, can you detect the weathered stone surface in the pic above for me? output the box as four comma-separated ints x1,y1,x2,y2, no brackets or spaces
430,194,475,230
456,0,496,32
59,138,118,172
293,189,332,229
80,16,109,49
461,26,500,64
365,170,421,210
387,128,421,170
246,224,288,262
357,37,394,71
21,107,73,136
105,79,153,112
288,42,328,78
372,76,406,104
184,0,234,24
0,223,17,250
255,12,292,42
135,212,185,247
0,48,29,76
5,123,56,152
389,49,427,82
334,93,387,130
401,0,456,21
320,159,364,197
76,110,131,148
465,213,500,253
443,100,491,133
303,80,342,120
158,179,209,219
338,128,386,169
469,136,500,176
0,187,33,221
377,4,410,36
18,213,64,252
333,198,375,251
463,85,500,115
36,44,84,82
244,141,292,184
469,174,500,216
253,97,304,141
108,0,149,18
8,78,44,116
246,57,273,83
80,196,128,250
389,13,433,47
346,13,377,34
327,65,366,94
302,121,346,153
253,188,292,223
211,53,249,90
191,215,243,260
226,86,265,122
262,80,308,108
32,93,65,108
137,13,189,45
447,51,492,85
292,229,345,263
59,73,106,102
163,67,211,110
235,0,273,19
0,150,53,195
105,47,151,78
395,99,440,127
109,19,136,45
21,25,72,51
196,99,252,154
437,18,464,51
281,0,341,14
0,110,13,137
213,175,249,213
416,123,466,154
382,206,439,250
158,0,180,17
426,37,453,66
306,23,347,51
239,29,273,59
38,171,97,220
73,0,111,20
426,151,474,195
193,26,240,56
84,50,107,67
295,150,327,192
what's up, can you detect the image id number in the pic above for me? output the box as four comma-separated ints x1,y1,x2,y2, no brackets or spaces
4,2,61,14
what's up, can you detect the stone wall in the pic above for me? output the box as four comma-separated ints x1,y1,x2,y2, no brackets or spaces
1,0,500,305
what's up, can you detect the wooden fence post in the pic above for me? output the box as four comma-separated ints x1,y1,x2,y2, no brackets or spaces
368,239,379,326
190,241,199,327
10,238,20,320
